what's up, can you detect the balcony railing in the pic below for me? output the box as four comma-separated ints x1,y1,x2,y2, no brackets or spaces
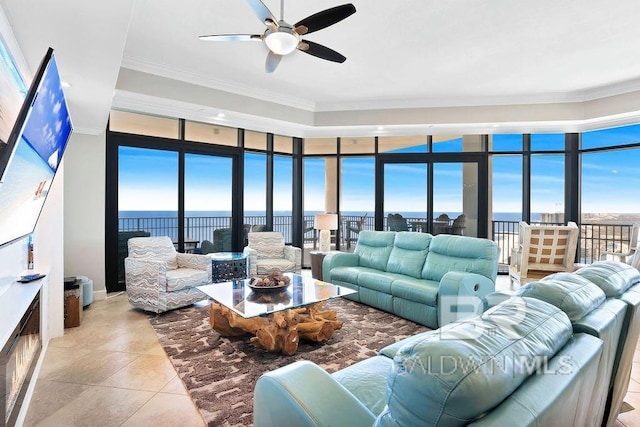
119,215,635,265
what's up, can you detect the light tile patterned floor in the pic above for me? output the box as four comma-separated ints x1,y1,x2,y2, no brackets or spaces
23,274,640,426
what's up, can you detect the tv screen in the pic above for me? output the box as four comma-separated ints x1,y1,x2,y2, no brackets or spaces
0,47,73,247
0,34,29,175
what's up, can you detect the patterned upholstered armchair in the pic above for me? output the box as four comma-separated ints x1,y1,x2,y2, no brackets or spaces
125,236,212,313
243,232,302,277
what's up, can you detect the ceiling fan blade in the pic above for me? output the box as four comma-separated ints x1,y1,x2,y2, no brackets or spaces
265,51,282,73
298,40,346,63
294,4,356,35
199,34,262,42
246,0,278,28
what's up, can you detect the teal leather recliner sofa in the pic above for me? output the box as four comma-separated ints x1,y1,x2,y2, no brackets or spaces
253,255,640,426
254,295,604,426
322,230,499,328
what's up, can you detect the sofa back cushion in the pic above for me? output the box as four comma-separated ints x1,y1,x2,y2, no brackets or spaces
386,232,432,279
575,261,640,297
375,297,572,427
517,272,606,321
248,231,285,259
422,234,498,282
128,236,178,270
355,231,396,271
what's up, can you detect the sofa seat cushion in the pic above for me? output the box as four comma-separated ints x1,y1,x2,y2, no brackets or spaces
357,271,408,294
256,259,296,276
375,297,572,426
166,268,209,292
517,272,606,322
332,356,393,417
390,277,439,306
330,266,380,284
576,261,640,297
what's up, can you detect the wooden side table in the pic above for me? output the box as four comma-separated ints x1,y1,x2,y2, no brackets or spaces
310,251,339,280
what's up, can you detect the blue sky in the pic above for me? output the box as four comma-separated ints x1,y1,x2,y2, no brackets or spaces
118,125,640,215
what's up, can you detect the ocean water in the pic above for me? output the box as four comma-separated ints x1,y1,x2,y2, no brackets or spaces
118,210,539,222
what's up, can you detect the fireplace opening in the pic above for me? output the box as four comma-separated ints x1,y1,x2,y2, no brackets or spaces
1,291,41,427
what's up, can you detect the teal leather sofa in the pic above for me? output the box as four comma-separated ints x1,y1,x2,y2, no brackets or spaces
485,260,640,426
575,261,640,426
253,296,603,426
322,231,499,328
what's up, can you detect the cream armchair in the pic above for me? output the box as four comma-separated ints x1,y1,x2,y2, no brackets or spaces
243,231,301,277
125,236,212,313
509,221,579,288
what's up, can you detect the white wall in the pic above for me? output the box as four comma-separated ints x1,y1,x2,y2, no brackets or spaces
63,131,107,300
35,163,65,341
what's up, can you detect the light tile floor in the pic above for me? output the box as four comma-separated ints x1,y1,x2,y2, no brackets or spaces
23,274,640,426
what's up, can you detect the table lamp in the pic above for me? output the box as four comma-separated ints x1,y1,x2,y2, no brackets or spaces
314,213,338,252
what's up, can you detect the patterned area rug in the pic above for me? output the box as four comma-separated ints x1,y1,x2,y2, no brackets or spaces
149,298,430,426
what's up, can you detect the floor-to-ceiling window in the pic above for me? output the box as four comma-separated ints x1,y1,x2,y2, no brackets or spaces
490,134,523,265
580,124,640,262
184,153,234,252
117,146,179,288
530,133,565,223
107,109,640,281
340,157,375,250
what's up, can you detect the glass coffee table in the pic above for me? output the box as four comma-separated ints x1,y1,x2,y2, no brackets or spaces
198,273,356,355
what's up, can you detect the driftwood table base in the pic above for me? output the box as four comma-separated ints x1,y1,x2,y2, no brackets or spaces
209,301,343,355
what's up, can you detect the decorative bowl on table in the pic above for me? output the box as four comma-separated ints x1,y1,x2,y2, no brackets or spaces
247,271,291,292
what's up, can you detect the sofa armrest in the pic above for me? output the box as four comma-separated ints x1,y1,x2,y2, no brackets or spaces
254,361,376,427
438,271,496,327
244,246,258,277
322,252,359,283
283,245,302,272
176,253,213,281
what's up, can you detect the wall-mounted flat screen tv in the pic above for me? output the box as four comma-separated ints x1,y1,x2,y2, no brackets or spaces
0,47,73,247
0,34,29,176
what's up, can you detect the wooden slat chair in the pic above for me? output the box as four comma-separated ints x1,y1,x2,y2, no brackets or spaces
509,221,579,288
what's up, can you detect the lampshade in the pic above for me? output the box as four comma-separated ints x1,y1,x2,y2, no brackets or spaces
314,213,338,230
265,30,299,55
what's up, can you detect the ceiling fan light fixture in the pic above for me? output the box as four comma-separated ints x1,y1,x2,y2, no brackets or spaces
265,29,299,55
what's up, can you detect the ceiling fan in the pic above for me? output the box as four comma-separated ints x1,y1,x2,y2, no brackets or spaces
199,0,356,73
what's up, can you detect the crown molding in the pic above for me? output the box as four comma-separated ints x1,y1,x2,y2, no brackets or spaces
120,56,316,112
121,55,640,115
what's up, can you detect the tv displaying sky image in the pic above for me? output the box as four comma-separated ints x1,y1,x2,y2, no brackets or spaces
0,49,72,246
0,34,28,166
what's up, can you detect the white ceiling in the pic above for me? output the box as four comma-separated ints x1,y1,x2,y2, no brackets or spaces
3,0,640,136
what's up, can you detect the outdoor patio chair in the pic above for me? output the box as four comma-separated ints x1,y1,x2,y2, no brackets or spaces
600,223,640,263
244,231,302,277
387,213,409,231
450,213,466,235
344,213,367,249
509,221,579,287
